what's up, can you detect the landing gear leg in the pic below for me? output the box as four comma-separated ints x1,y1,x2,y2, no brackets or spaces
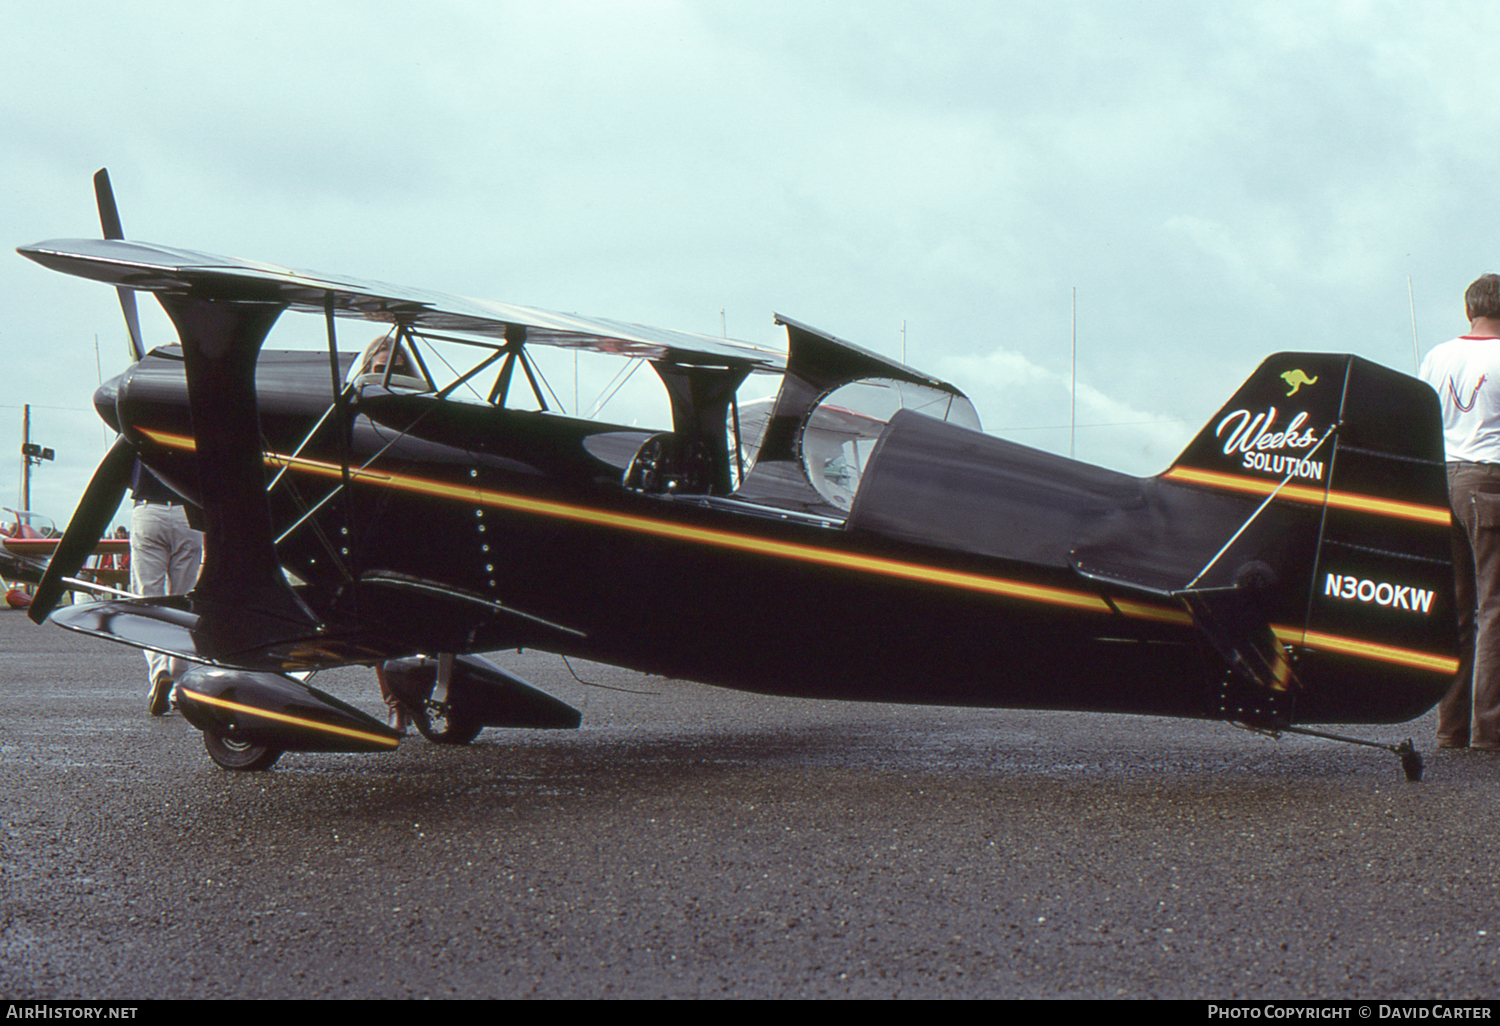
411,653,481,745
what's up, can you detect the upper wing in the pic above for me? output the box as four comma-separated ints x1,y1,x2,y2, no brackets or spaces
16,238,785,371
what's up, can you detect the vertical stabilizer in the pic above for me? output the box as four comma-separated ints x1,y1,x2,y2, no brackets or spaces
1162,353,1457,722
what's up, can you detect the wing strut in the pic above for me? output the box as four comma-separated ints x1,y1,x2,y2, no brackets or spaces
324,291,355,583
484,325,556,410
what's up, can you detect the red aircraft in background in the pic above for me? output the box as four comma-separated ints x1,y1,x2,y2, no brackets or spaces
3,510,129,609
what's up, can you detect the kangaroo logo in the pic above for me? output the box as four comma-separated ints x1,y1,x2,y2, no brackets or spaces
1280,369,1318,396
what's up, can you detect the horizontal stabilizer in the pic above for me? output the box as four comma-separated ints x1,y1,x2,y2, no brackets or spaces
1070,556,1182,597
1075,559,1296,695
1174,585,1297,694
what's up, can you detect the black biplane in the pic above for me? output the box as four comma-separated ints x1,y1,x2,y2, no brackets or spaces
15,171,1459,778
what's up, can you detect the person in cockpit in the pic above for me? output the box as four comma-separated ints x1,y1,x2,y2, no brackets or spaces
355,333,425,390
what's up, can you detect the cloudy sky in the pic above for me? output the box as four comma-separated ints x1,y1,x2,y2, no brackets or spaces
2,0,1494,527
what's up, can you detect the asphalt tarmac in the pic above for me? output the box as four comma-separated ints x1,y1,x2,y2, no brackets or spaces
1,609,1498,1000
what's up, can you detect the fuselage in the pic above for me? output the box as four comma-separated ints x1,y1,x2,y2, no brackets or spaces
101,349,1452,725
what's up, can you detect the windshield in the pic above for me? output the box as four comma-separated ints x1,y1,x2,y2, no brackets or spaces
803,379,981,511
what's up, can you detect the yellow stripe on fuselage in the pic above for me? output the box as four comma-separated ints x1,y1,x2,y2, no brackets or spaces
1270,625,1459,675
141,427,1113,613
1162,465,1451,526
137,427,1457,674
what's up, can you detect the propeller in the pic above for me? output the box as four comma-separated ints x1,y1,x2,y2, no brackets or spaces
27,170,149,622
92,168,145,362
27,436,135,623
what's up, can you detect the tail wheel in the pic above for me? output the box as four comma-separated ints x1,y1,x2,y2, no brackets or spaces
203,731,282,771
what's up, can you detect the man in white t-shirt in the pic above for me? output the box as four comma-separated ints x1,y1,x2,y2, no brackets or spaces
1418,274,1500,750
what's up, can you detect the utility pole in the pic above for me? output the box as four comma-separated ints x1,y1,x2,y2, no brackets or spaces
19,404,54,514
19,404,27,511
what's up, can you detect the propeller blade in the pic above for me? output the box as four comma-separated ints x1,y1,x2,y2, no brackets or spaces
92,168,125,240
116,287,145,363
28,436,134,624
93,168,146,362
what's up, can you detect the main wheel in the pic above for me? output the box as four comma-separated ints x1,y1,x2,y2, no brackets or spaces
203,731,283,771
411,701,482,745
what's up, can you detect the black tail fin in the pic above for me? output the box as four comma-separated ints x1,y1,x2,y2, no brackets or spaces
1163,353,1457,722
1166,353,1348,496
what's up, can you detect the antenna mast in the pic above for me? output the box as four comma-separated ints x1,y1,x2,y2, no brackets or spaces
1408,276,1420,372
1070,288,1077,459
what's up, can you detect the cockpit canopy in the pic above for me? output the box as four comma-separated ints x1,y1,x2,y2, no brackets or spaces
803,379,981,511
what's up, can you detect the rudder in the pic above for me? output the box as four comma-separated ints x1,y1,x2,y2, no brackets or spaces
1163,353,1456,723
